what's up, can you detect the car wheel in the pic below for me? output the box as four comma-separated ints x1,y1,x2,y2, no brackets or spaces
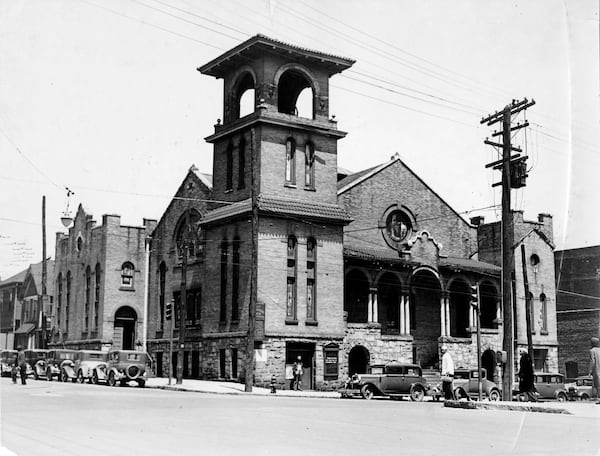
557,392,567,402
92,371,99,385
410,384,425,402
108,372,116,387
488,389,501,401
76,370,85,384
61,370,68,383
454,387,468,400
581,394,590,401
137,380,145,388
360,384,375,400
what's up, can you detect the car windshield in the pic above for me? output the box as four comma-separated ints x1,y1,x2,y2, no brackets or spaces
87,353,104,360
59,353,74,360
126,353,144,362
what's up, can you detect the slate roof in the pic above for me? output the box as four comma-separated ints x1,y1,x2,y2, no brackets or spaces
0,269,27,286
200,196,352,225
343,246,416,265
439,257,500,275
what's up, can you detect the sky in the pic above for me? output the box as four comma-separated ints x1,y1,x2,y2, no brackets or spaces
0,0,598,281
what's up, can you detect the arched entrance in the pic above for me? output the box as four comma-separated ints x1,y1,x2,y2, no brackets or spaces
348,345,370,375
482,349,496,382
448,280,470,338
114,306,137,350
378,272,401,335
410,269,441,368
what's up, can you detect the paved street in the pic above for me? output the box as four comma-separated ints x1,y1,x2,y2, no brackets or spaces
2,378,600,456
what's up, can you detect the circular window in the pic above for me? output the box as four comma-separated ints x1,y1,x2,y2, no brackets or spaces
386,211,412,242
530,254,540,266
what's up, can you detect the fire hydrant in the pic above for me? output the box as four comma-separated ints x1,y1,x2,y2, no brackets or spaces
270,375,277,394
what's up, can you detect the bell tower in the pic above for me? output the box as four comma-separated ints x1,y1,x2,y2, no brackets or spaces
197,36,354,389
198,34,355,206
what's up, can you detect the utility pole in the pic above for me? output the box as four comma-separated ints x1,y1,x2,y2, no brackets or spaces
520,244,534,358
245,128,258,393
177,207,190,385
41,196,48,349
481,98,535,401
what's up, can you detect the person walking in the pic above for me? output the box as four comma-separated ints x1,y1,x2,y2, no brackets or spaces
588,337,600,404
440,345,454,400
292,356,303,391
518,348,536,401
12,346,27,385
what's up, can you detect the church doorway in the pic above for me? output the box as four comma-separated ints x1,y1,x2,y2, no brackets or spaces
348,345,370,375
114,306,137,350
482,349,496,382
410,269,441,368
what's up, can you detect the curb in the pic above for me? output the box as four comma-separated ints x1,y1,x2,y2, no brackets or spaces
147,384,340,399
444,400,571,414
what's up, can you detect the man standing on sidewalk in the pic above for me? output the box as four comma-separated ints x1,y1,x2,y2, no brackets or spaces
589,337,600,404
440,345,454,400
11,346,26,385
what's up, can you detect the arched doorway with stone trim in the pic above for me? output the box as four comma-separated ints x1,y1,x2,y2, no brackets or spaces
348,345,370,375
114,306,137,350
410,268,442,368
344,269,370,323
448,279,471,338
377,272,402,335
482,349,497,382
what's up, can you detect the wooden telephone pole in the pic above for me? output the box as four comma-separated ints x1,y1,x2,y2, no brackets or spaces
177,207,190,385
481,98,535,401
41,196,48,349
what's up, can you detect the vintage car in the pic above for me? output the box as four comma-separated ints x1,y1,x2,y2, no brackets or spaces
24,349,49,379
451,368,502,401
340,362,429,401
104,350,150,387
45,349,78,382
75,350,108,384
0,350,17,377
566,375,594,401
519,373,568,401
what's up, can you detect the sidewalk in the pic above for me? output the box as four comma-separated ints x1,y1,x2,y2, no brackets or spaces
144,378,600,417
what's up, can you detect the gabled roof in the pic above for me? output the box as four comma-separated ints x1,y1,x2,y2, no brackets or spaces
338,154,472,227
23,260,55,297
0,268,27,286
439,257,500,275
344,246,416,265
514,228,555,250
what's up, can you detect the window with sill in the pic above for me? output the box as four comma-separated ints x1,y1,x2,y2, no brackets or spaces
232,237,240,322
238,137,246,190
305,142,315,189
286,235,297,321
306,237,317,322
94,263,100,330
220,239,228,323
121,262,134,288
539,293,548,333
226,143,233,191
159,262,166,330
285,138,296,185
85,266,91,332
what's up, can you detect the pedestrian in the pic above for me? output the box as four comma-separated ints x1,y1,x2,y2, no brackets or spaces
518,348,536,402
12,346,26,385
440,345,454,400
292,356,303,391
588,336,600,404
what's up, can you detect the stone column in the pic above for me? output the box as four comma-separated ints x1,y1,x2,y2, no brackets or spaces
368,293,373,323
404,295,411,335
440,293,447,337
400,295,406,334
371,289,378,323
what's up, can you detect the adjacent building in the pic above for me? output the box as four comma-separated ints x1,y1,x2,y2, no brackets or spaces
554,245,600,378
0,269,26,349
50,204,155,351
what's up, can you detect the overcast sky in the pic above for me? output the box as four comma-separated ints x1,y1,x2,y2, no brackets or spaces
0,0,598,280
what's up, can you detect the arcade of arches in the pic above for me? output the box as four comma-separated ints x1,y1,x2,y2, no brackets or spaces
344,267,500,370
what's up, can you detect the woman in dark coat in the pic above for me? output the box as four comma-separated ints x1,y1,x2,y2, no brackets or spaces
518,349,536,401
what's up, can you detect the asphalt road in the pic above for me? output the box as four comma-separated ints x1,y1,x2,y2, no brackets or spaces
1,378,599,456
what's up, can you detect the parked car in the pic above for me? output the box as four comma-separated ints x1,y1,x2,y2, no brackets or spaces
24,349,49,380
0,350,17,377
533,373,568,401
341,362,429,401
566,375,594,401
45,349,77,382
105,350,150,387
452,368,502,401
75,350,108,384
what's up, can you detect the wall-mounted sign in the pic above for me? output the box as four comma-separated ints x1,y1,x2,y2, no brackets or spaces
323,343,339,380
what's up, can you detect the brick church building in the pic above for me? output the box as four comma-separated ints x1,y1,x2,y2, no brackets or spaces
145,35,559,389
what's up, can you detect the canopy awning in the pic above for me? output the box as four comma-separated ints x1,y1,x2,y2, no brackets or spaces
14,323,35,334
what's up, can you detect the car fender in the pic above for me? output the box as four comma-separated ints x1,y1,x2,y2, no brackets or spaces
361,382,383,395
62,363,76,377
94,365,108,380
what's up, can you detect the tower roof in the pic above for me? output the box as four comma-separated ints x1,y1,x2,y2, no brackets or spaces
198,34,355,78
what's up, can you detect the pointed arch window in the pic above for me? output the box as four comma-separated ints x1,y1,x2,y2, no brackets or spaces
220,239,228,323
539,293,548,333
159,262,166,330
285,138,296,185
306,237,317,323
232,236,240,322
94,264,100,330
66,271,71,334
85,266,91,332
238,136,246,190
226,143,233,191
305,142,315,189
286,235,298,322
57,273,63,330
